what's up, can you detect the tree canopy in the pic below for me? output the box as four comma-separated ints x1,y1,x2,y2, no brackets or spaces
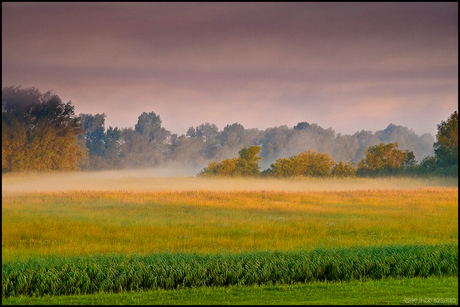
2,86,85,172
263,149,336,177
417,111,458,176
434,111,458,169
198,145,262,177
356,142,416,176
3,85,455,178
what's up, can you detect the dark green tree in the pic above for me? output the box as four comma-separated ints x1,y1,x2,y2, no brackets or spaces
103,126,122,165
417,155,438,175
293,122,311,131
196,123,220,158
135,111,170,149
79,113,122,169
434,111,458,170
80,113,106,157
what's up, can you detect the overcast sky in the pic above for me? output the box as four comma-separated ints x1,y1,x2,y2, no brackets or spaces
2,2,458,136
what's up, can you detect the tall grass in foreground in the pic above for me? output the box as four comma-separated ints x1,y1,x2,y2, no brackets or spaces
2,243,457,298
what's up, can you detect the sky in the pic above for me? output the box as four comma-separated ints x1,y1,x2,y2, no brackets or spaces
2,2,458,137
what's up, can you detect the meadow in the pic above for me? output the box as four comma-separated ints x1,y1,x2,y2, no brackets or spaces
2,173,458,304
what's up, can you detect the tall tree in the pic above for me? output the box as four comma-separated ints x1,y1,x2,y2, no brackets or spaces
434,111,458,169
134,111,170,150
80,113,106,157
2,86,85,172
103,126,122,166
196,123,221,158
79,113,122,169
118,112,170,168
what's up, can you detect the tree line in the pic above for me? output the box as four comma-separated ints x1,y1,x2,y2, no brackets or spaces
2,86,457,177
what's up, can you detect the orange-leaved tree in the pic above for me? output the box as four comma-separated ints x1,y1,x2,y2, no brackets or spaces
356,142,416,176
2,86,86,172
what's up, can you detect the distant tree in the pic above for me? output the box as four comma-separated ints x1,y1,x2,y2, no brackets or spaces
259,124,336,170
117,111,171,168
2,86,85,172
80,113,106,157
196,123,220,159
198,145,262,177
214,123,246,161
356,142,416,176
219,123,246,146
375,124,434,163
293,122,310,130
167,132,205,167
375,124,417,148
79,113,122,169
186,126,196,138
118,127,165,168
103,126,122,166
352,130,381,163
415,133,435,163
331,161,356,177
331,133,360,164
259,125,291,165
135,111,170,150
300,123,335,153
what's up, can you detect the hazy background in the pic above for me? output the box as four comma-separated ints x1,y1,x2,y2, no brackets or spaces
2,2,458,137
2,170,458,194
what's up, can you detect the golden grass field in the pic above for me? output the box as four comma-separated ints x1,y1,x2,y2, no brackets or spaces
2,172,458,261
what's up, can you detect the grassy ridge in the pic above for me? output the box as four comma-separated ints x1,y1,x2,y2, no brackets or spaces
2,188,458,260
2,243,457,298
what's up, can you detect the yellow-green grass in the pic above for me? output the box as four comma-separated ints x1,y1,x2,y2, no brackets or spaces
2,188,457,261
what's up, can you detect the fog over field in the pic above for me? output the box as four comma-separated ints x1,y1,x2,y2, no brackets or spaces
2,169,457,194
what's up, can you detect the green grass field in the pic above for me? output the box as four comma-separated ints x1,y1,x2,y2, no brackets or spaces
3,276,458,305
2,175,458,304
